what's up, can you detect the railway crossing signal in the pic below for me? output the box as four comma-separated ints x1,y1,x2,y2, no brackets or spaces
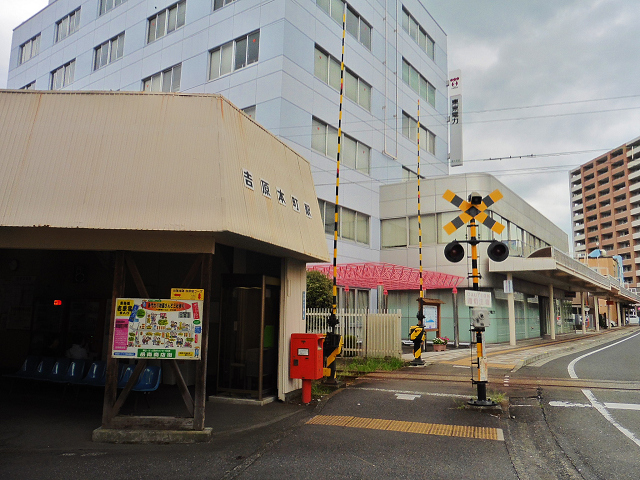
441,189,509,407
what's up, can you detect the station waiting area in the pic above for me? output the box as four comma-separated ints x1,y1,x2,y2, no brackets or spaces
6,356,162,402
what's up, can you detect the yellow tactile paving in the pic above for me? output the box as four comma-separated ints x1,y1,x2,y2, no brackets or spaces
307,415,503,441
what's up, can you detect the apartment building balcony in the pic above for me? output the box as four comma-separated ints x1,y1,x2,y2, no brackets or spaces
631,206,640,217
628,153,640,166
630,193,640,205
572,183,583,193
573,211,584,221
633,231,640,241
630,181,640,194
629,169,640,181
574,233,585,243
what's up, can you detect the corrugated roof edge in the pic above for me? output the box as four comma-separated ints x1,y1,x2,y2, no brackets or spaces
0,89,312,167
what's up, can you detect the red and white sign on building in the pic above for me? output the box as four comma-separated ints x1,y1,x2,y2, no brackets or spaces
449,69,463,167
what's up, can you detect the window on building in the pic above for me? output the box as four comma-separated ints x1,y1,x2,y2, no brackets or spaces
99,0,127,16
94,32,125,70
213,0,236,10
401,7,435,60
142,64,182,92
314,46,371,110
56,8,81,43
50,60,75,90
242,105,256,119
401,112,436,155
209,31,260,79
19,34,40,65
316,0,371,50
311,117,370,174
20,81,36,90
409,214,436,245
319,199,370,244
148,1,186,43
402,59,436,107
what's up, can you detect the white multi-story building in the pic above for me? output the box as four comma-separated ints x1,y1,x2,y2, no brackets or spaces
8,0,449,275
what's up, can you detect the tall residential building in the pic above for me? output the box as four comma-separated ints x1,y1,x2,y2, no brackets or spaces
7,0,449,276
570,135,640,287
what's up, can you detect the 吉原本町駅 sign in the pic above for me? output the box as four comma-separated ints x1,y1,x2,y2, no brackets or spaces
112,298,203,360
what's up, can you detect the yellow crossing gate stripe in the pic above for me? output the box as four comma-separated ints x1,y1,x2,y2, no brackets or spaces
306,415,504,441
442,189,506,235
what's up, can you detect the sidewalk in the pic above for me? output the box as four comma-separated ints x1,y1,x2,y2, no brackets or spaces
401,326,639,372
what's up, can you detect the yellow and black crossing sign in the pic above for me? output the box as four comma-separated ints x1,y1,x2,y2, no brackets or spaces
442,189,505,236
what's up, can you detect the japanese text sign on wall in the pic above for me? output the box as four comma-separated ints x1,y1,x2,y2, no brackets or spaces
171,288,204,301
112,298,203,360
464,290,492,308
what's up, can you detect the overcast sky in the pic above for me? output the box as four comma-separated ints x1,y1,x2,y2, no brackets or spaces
3,0,640,246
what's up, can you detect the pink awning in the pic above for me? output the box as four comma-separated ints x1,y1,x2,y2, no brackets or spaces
307,262,464,291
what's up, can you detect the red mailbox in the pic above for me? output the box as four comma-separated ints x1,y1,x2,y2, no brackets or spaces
290,333,325,403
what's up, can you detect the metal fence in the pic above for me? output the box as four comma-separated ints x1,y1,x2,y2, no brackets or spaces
305,309,402,358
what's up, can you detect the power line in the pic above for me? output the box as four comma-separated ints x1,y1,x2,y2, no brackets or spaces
464,93,640,115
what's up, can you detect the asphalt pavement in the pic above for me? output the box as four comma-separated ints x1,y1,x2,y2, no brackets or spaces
1,326,637,479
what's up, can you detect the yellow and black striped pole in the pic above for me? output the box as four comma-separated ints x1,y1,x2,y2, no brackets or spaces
469,216,491,404
410,100,425,366
469,218,480,292
324,5,346,383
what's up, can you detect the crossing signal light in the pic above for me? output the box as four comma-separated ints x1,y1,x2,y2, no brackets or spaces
487,241,509,262
444,241,465,263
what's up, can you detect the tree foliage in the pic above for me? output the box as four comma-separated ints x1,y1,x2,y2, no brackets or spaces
306,270,333,309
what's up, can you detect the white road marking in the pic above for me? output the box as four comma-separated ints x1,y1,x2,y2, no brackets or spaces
550,400,640,411
563,332,640,449
567,331,640,379
453,365,469,368
396,393,420,400
357,387,469,399
582,389,640,448
549,400,592,408
604,402,640,411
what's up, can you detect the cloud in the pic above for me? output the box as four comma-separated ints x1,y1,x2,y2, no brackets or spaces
426,0,640,244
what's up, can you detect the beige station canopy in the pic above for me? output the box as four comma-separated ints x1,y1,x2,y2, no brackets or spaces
0,90,329,262
490,247,640,304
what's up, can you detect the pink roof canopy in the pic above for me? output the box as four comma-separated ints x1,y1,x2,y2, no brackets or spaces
307,262,464,292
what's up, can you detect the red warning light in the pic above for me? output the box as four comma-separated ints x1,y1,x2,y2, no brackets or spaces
53,300,62,306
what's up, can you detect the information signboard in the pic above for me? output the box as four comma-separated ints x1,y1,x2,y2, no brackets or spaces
464,290,492,308
170,288,204,300
424,305,438,330
112,298,203,360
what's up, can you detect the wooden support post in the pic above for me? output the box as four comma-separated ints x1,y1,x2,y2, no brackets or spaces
169,361,195,416
125,253,149,298
108,359,148,421
181,254,205,288
102,251,125,427
194,253,212,431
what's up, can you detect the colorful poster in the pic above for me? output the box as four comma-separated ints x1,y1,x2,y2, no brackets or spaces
112,298,203,360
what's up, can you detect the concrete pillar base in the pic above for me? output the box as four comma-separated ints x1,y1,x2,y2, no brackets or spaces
92,427,213,444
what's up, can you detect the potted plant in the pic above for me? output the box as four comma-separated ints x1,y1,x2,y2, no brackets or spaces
432,336,449,352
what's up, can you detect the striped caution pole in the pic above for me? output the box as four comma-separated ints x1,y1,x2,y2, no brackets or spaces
324,5,347,384
469,217,490,404
409,322,425,365
410,99,425,366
